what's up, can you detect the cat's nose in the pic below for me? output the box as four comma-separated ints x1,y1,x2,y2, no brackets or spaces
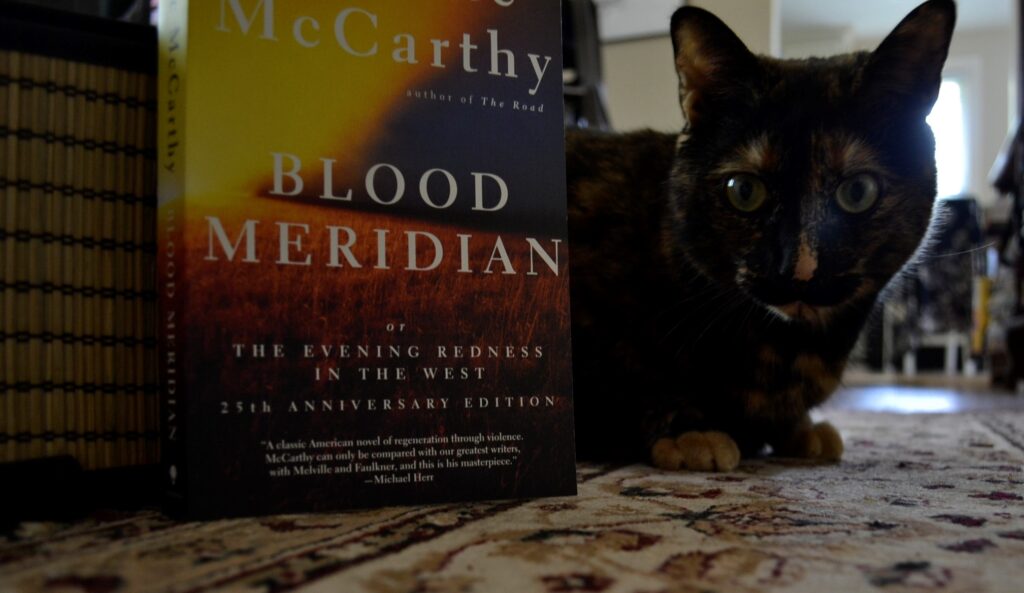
793,235,818,281
775,243,796,279
775,234,817,282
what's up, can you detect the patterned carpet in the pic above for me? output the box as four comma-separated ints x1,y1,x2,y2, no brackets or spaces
1,411,1023,593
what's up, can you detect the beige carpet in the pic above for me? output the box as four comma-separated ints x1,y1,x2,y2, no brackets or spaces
2,411,1023,593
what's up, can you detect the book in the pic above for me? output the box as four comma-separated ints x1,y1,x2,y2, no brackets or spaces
158,0,576,518
0,4,159,471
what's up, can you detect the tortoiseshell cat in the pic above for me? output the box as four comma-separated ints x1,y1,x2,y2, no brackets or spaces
568,0,956,470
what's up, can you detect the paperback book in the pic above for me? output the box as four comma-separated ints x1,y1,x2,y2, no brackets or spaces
158,0,575,518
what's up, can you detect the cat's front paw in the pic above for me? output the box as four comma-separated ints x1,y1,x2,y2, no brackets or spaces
775,421,843,462
651,431,741,472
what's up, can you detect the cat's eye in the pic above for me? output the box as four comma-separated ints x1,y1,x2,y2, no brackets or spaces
725,174,768,212
835,174,880,214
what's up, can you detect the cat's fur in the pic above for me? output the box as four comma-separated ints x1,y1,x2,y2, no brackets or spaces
567,0,956,470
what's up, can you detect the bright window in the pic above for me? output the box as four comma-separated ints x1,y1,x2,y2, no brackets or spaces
926,79,968,199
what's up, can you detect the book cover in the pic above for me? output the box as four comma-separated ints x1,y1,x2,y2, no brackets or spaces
158,0,575,518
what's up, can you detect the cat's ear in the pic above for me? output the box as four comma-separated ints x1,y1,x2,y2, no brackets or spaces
670,6,758,129
862,0,956,116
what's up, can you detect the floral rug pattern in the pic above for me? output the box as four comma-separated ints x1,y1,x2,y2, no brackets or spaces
1,411,1023,593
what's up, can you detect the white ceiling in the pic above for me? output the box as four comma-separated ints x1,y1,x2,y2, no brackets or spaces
596,0,1015,42
595,0,680,42
782,0,1014,37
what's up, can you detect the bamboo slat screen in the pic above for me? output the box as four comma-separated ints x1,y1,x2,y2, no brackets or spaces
0,4,158,470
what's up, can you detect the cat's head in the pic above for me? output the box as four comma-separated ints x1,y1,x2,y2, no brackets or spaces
666,0,956,326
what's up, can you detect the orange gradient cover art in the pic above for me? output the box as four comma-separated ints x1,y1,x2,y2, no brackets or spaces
158,0,575,518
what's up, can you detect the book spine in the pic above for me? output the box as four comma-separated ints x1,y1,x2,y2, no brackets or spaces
157,0,188,515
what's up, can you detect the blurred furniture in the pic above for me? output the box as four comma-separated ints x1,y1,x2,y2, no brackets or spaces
883,198,984,375
990,122,1024,388
563,0,611,129
987,0,1024,387
2,0,151,23
992,122,1024,302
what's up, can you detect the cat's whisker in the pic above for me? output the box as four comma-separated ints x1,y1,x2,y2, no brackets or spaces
653,281,722,321
738,299,760,331
663,285,743,357
692,290,749,346
654,278,717,307
659,284,736,344
665,283,734,320
918,242,994,261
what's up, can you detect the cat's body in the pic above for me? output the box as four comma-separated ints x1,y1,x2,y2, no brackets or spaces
567,0,956,470
568,130,859,461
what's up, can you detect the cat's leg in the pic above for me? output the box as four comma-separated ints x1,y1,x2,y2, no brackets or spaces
771,414,843,462
646,409,742,472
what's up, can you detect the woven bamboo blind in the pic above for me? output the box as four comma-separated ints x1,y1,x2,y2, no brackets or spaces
0,6,158,470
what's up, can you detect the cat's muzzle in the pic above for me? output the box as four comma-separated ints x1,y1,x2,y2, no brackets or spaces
751,274,862,323
752,274,860,308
